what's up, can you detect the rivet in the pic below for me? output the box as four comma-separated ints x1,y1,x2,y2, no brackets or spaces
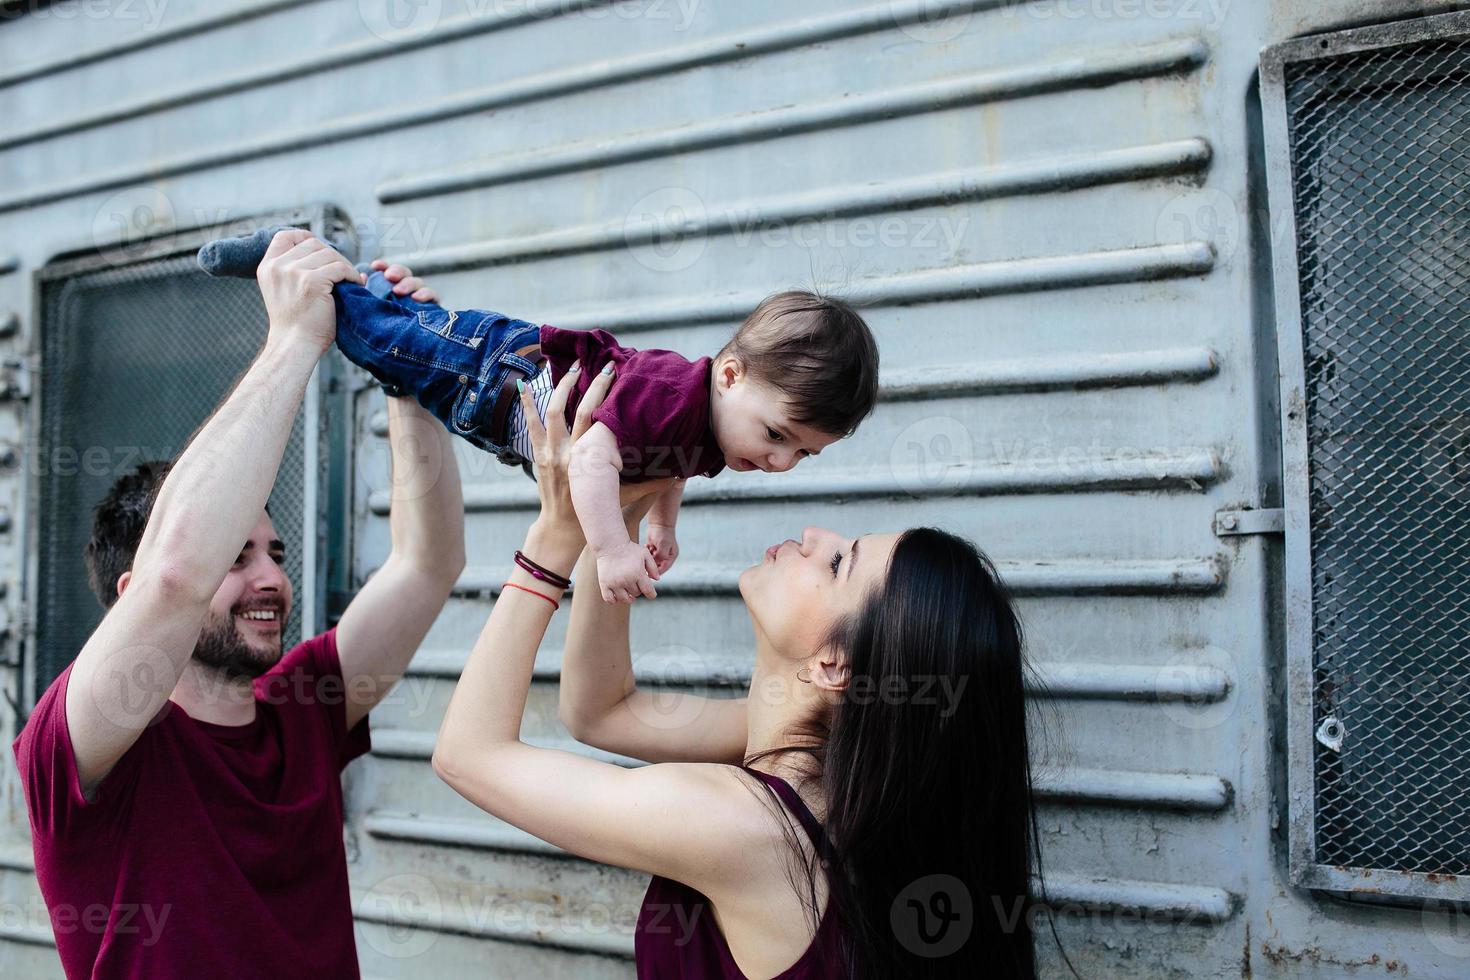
468,392,476,402
459,374,469,385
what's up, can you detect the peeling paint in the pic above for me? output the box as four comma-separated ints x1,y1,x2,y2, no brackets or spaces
1260,942,1409,975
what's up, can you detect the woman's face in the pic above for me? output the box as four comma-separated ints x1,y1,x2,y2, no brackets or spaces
739,525,900,659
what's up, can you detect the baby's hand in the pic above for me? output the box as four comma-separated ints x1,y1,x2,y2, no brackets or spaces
596,539,660,604
646,523,679,576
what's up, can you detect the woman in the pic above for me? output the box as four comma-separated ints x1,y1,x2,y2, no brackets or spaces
433,365,1063,978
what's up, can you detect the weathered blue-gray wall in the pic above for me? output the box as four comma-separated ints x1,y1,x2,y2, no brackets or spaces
1,1,1466,976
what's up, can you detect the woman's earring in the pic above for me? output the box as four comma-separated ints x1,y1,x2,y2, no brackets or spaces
796,667,812,684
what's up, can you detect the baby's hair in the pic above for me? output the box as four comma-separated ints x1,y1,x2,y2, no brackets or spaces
717,291,880,437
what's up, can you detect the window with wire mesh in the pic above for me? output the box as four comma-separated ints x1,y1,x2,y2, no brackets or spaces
1284,35,1470,878
36,254,307,691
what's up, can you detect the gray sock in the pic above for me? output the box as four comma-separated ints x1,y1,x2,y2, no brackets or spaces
196,224,353,278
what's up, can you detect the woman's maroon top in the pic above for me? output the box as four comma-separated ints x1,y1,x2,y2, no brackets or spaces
634,767,847,978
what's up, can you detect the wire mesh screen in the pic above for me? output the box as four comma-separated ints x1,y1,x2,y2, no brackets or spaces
1284,36,1470,879
36,254,308,691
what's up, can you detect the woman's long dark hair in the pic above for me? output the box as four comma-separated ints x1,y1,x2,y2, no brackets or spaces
747,527,1074,978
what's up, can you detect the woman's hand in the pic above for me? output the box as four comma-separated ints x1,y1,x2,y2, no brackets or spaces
518,364,679,581
518,362,615,559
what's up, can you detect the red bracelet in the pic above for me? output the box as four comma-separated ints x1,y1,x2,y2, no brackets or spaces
501,581,560,610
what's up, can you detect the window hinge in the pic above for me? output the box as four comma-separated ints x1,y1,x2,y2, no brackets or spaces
1215,508,1285,537
0,356,35,403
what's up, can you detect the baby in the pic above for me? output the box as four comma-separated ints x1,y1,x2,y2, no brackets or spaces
199,226,880,603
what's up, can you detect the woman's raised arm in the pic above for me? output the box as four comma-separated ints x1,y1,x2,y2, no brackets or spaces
431,366,757,892
558,504,749,765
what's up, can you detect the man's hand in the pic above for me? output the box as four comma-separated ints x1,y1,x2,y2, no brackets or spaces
596,538,660,604
256,229,359,354
359,258,441,304
645,523,678,577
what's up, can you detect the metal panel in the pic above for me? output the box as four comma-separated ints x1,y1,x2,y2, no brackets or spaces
1262,10,1470,903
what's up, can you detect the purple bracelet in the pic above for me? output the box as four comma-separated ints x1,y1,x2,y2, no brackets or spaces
514,550,572,590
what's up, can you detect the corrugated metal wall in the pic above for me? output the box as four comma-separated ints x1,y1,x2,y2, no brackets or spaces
2,1,1468,977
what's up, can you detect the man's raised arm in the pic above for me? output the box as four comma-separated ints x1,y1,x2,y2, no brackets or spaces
64,230,354,794
334,391,466,729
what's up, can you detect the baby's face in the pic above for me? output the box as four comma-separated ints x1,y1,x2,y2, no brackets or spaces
711,369,841,474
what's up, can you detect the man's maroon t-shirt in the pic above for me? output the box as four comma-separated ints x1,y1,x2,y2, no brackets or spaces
11,629,370,979
540,325,727,482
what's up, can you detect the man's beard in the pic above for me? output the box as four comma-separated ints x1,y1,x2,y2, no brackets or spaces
193,609,284,682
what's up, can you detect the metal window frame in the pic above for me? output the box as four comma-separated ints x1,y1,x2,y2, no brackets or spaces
1261,9,1470,903
17,203,357,715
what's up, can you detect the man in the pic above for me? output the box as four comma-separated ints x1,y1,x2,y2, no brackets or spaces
12,231,464,978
